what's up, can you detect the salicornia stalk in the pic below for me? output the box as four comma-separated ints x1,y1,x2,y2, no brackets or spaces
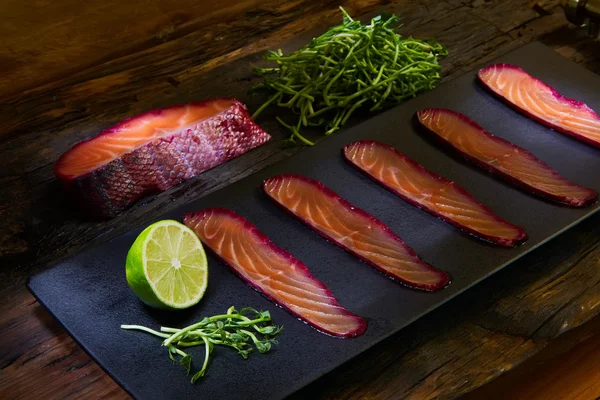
121,306,282,383
251,7,447,145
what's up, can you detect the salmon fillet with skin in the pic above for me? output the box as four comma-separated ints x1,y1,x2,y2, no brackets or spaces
478,64,600,148
417,108,597,207
343,140,527,247
183,208,367,338
54,99,271,218
263,174,450,291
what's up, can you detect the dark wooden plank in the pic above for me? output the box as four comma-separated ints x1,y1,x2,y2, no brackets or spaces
463,313,600,400
0,0,334,99
0,288,129,399
1,0,600,399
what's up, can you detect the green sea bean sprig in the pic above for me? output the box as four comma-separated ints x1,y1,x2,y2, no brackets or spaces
251,7,448,145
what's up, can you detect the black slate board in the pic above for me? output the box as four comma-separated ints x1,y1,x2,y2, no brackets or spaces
29,42,600,400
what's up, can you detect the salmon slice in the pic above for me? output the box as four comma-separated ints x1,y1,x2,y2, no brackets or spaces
183,208,367,338
417,108,597,207
263,174,450,291
344,140,527,247
55,99,270,218
478,64,600,148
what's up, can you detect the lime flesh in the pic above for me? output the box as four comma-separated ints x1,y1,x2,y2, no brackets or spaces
126,220,208,309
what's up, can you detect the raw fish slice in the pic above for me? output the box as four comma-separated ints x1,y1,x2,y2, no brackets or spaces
343,140,527,247
478,64,600,148
417,108,597,207
55,99,270,218
263,174,450,291
183,208,367,338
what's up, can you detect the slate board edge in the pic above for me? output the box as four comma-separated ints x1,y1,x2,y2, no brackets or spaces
277,204,600,398
26,278,140,400
27,41,600,400
27,207,600,400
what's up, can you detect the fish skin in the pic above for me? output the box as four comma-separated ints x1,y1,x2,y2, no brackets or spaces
183,208,367,338
263,174,451,291
417,108,598,207
343,140,528,247
478,63,600,148
55,99,270,218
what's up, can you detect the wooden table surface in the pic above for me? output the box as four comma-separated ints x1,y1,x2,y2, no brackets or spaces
1,0,599,399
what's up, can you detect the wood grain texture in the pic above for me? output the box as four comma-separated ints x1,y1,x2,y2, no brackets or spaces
464,314,600,400
1,0,600,399
0,0,309,99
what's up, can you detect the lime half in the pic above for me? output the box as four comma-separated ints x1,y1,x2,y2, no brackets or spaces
126,220,208,309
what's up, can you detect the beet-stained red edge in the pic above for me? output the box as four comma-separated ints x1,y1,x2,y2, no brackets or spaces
343,140,528,247
477,63,600,149
262,174,451,291
183,208,367,338
54,97,242,181
416,108,598,207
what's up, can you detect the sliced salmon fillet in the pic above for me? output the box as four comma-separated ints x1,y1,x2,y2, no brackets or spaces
344,140,527,247
183,208,367,338
55,99,270,218
478,64,600,148
417,108,597,207
263,174,450,291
